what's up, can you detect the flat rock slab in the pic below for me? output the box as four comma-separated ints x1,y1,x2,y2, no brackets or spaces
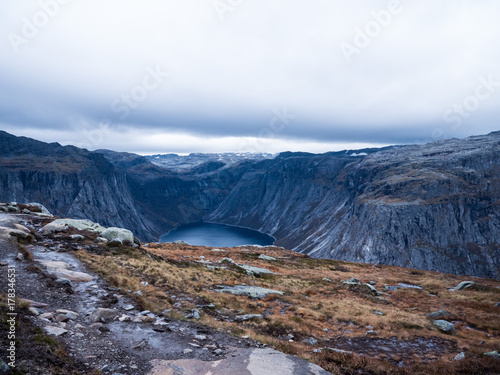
215,285,284,299
39,260,93,282
148,347,330,375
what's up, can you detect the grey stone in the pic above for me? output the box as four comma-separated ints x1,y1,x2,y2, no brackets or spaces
258,254,276,261
91,308,120,323
174,240,189,245
433,320,456,335
101,227,134,244
149,347,331,374
397,283,422,290
234,314,263,321
365,330,378,336
215,285,284,299
44,326,68,336
28,307,40,316
70,234,85,241
426,309,451,320
454,352,465,361
42,219,105,234
305,337,318,345
453,281,476,291
483,350,499,358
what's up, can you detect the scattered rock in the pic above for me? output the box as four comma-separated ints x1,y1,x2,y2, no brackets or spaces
494,302,500,308
96,236,108,243
39,260,93,282
215,285,284,299
70,234,85,241
185,309,200,320
134,316,156,323
258,254,276,261
91,308,120,323
194,334,207,340
454,352,465,361
44,326,68,336
373,311,385,316
305,337,318,345
397,283,422,290
239,264,275,276
343,278,360,284
365,330,378,336
28,307,40,316
15,253,24,261
39,313,54,321
183,349,193,354
484,350,499,358
234,314,263,321
133,340,147,349
453,281,476,291
19,298,48,308
123,304,134,311
433,320,456,335
426,310,451,320
328,348,353,354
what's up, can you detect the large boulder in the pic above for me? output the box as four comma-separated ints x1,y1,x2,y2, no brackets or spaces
42,219,105,234
101,227,134,244
433,320,456,335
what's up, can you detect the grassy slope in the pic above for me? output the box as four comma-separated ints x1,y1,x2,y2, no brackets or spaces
75,243,500,375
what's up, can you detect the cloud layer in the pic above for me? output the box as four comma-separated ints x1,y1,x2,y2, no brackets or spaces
1,0,499,154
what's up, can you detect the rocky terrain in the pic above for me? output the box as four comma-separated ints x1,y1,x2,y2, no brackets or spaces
1,130,500,278
0,204,329,374
145,152,275,172
1,204,499,374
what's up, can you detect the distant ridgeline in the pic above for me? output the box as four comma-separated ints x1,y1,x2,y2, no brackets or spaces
1,130,499,278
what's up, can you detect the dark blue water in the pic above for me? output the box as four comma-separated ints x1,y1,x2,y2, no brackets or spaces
159,222,275,247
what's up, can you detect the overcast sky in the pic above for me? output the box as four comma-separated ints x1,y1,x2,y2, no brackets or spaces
1,1,499,154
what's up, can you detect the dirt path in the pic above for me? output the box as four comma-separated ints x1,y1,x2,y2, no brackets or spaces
0,213,330,375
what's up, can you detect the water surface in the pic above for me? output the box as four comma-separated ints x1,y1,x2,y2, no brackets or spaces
159,222,274,247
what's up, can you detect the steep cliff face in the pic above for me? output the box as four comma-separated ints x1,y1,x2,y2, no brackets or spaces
0,131,246,240
209,133,500,278
1,130,499,278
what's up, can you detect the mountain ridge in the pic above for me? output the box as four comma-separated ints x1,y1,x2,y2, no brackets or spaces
0,130,499,278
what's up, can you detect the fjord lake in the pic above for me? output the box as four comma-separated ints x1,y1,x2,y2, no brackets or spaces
159,222,275,247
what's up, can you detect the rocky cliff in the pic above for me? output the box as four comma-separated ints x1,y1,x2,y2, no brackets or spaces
1,130,499,278
209,133,500,279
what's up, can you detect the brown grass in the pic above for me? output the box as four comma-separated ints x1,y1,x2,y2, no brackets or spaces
73,243,500,374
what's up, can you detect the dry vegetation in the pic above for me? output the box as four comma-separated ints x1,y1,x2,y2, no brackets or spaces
75,242,500,374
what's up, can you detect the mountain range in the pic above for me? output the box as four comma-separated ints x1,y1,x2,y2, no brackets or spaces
0,130,498,278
